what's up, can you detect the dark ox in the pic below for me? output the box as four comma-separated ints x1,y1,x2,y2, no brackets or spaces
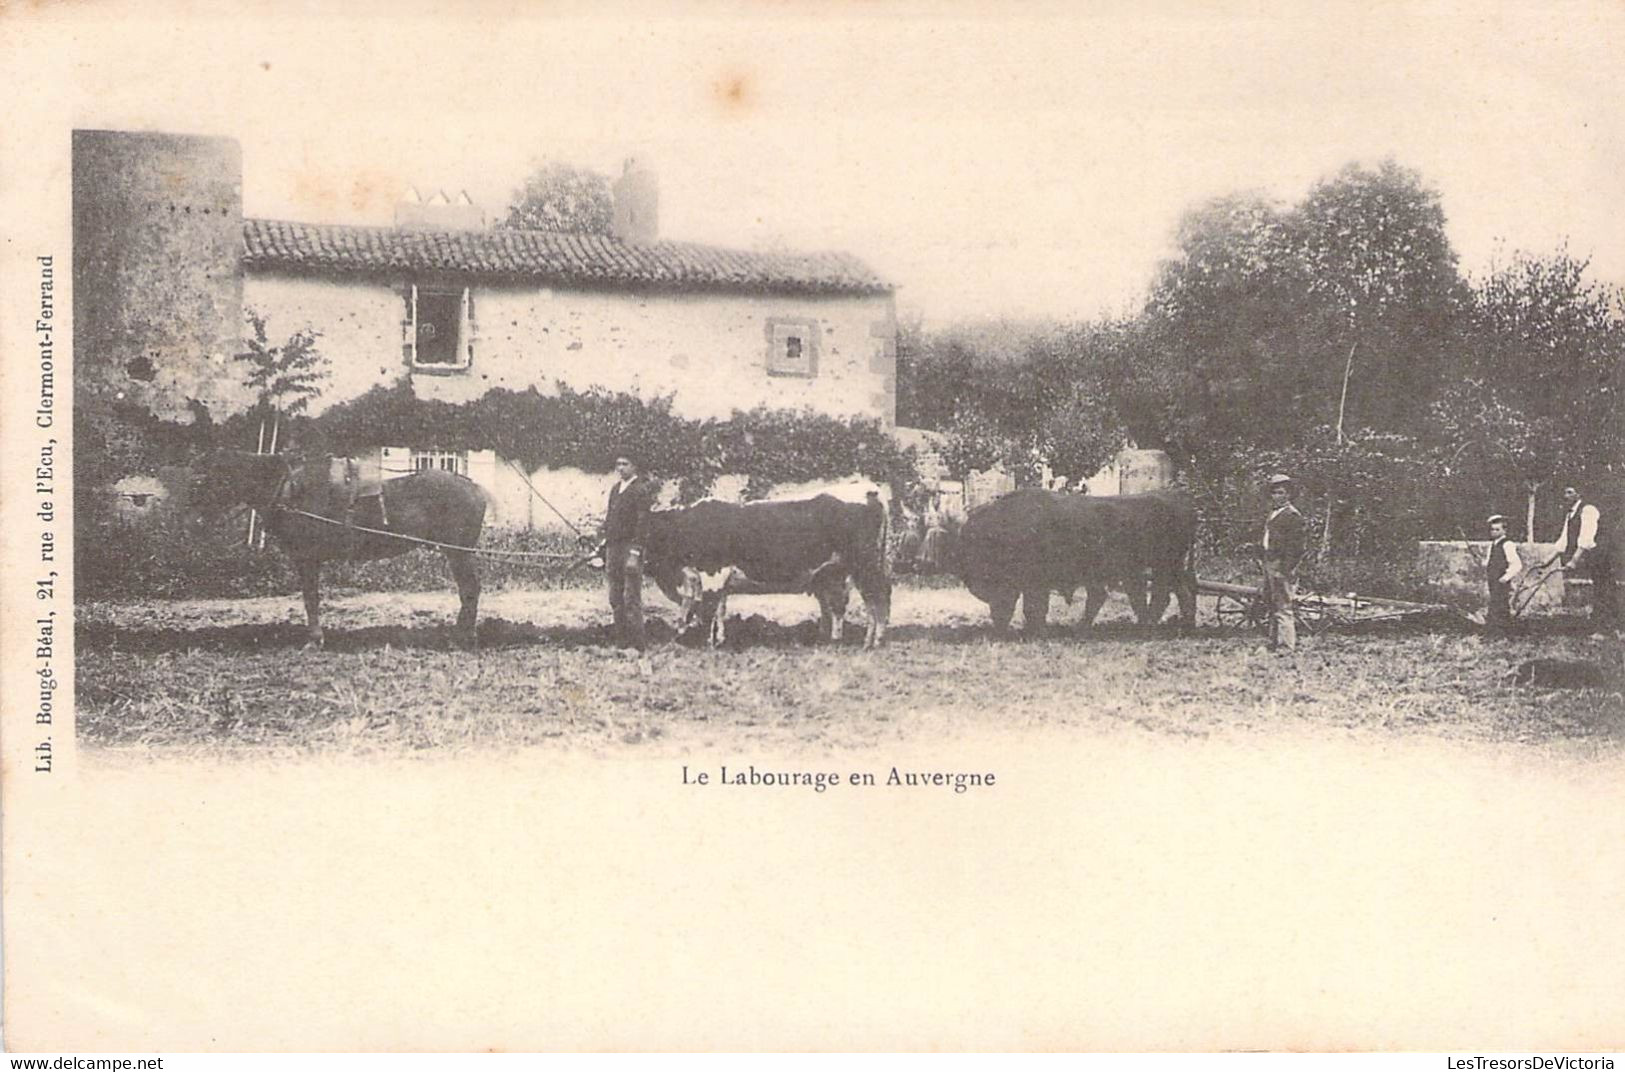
920,488,1198,635
643,494,892,648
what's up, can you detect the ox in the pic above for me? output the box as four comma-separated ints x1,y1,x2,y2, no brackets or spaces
918,488,1198,635
643,493,892,648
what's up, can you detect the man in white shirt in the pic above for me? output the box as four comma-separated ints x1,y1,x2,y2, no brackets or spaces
1484,514,1523,637
1545,485,1616,633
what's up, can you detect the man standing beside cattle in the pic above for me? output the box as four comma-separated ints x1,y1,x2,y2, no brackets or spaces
601,452,658,651
1545,485,1617,635
585,454,1607,650
1261,473,1307,653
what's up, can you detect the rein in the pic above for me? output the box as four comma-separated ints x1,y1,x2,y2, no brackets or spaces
235,451,593,568
274,505,588,563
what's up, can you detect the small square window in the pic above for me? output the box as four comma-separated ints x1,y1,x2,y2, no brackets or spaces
766,318,817,377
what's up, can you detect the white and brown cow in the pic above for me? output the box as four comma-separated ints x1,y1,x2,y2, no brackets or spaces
643,493,892,648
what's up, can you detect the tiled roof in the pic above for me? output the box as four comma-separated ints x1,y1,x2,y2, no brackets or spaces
242,218,891,296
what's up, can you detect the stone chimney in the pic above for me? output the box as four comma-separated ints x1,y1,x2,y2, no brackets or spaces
394,186,486,231
611,157,658,243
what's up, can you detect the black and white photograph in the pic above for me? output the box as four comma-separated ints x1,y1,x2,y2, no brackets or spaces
2,0,1623,1054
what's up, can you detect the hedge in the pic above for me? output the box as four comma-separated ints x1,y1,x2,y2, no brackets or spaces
76,384,926,601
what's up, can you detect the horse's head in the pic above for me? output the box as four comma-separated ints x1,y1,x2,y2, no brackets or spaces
186,451,288,522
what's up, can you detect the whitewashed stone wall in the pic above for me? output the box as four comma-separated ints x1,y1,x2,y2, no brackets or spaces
238,273,898,532
242,271,897,425
242,273,406,409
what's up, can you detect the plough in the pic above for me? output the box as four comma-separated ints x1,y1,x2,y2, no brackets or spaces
1196,577,1467,633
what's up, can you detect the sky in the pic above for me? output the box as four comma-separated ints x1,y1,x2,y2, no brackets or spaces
12,0,1624,324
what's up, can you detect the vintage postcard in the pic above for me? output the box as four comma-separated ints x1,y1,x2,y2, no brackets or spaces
3,0,1623,1053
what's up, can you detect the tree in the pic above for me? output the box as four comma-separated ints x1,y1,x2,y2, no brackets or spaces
1131,163,1471,463
1119,161,1477,561
1431,378,1562,540
895,311,974,431
1135,192,1314,458
499,161,614,234
1468,249,1623,448
1063,316,1170,454
236,311,328,543
1295,160,1468,441
1036,384,1126,485
938,409,1036,485
237,312,328,438
1285,162,1468,553
1437,249,1625,534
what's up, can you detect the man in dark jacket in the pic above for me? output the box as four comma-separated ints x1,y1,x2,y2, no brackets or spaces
602,453,658,650
1261,473,1306,652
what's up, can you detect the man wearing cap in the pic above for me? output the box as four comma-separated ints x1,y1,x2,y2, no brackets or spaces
1261,474,1306,652
1545,485,1616,632
602,453,658,650
1484,514,1523,638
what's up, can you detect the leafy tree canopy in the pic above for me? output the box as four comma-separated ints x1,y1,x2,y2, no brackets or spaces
895,157,1622,553
1125,160,1470,461
237,311,329,419
499,161,614,234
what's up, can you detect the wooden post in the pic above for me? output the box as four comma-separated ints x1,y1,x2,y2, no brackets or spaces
1319,493,1334,561
1335,340,1358,445
247,416,268,546
257,412,281,550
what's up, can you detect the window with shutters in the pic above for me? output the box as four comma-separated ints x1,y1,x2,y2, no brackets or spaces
405,284,476,371
765,318,818,378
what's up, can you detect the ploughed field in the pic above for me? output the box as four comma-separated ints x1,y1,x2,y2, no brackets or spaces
75,580,1623,758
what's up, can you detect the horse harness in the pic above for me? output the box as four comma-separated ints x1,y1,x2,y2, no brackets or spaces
244,453,588,565
329,457,389,533
268,456,391,558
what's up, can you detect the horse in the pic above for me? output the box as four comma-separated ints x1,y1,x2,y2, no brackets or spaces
190,451,488,649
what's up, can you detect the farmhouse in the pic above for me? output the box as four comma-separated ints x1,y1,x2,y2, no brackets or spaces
73,129,899,527
242,174,897,426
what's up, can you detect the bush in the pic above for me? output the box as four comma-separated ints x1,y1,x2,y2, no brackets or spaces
77,385,927,601
1183,427,1438,563
217,383,923,504
78,513,294,601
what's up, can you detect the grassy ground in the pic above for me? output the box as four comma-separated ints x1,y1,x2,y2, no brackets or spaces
73,580,1623,760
